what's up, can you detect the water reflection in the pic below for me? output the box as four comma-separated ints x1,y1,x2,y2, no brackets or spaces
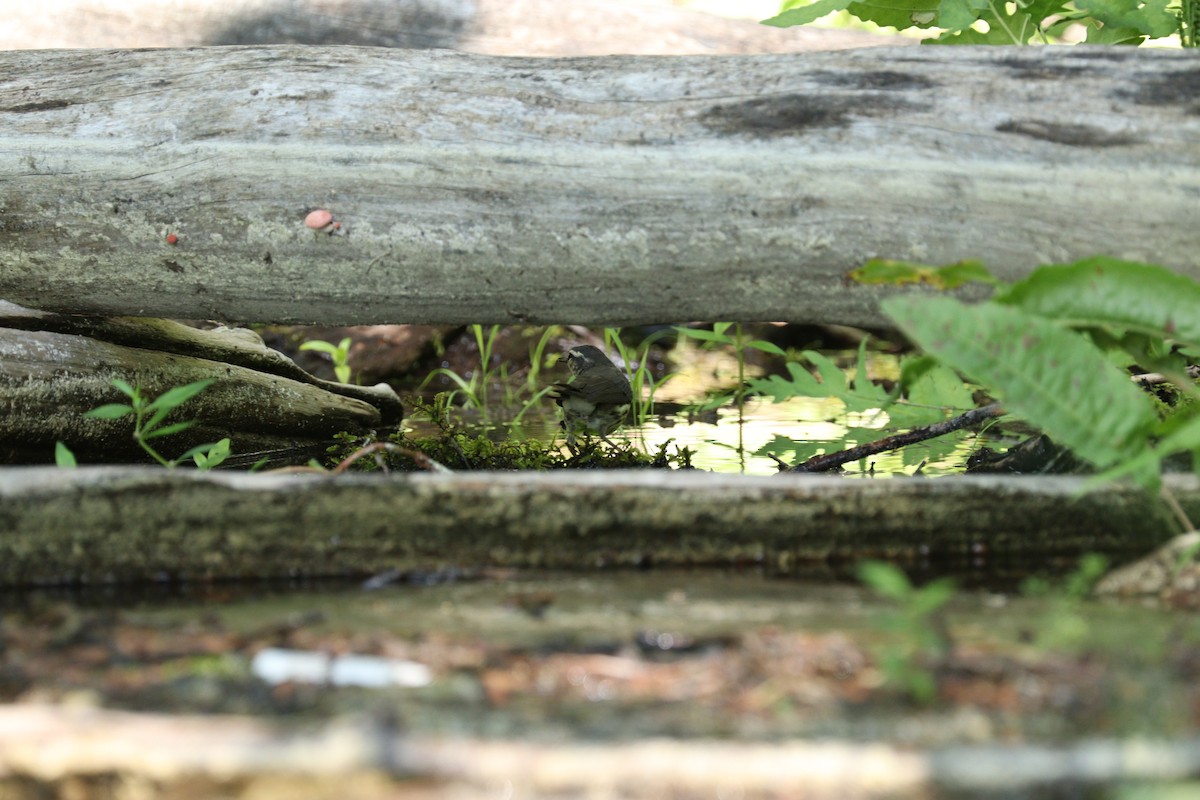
406,395,982,477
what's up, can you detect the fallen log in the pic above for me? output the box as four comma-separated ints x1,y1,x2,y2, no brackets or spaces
1,46,1196,327
0,468,1191,585
0,302,402,463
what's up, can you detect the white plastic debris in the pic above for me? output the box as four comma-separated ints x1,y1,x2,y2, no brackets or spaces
251,648,433,688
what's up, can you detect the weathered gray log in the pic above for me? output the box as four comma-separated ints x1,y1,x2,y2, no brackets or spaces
1,46,1196,327
0,467,1191,585
0,303,402,463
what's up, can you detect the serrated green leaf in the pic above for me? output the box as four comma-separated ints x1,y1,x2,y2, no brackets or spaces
938,0,989,30
807,350,850,393
1075,0,1178,36
884,295,1157,468
84,403,133,420
848,0,942,29
747,362,823,402
762,0,852,26
1083,23,1151,43
997,257,1200,348
906,361,976,413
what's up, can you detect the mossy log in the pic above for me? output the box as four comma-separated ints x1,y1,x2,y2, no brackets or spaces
0,468,1193,586
1,46,1197,327
0,302,402,464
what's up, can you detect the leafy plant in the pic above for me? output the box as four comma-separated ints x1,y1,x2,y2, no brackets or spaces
880,256,1200,488
746,339,977,469
670,323,786,468
300,337,353,384
84,378,230,469
858,561,957,703
762,0,1191,46
674,322,787,415
604,327,670,427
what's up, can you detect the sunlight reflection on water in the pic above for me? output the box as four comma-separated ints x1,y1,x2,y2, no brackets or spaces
411,396,980,477
625,397,977,477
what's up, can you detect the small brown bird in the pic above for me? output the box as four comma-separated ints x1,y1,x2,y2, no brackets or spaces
551,345,633,451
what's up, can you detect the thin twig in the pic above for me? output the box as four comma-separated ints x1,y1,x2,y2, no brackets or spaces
787,403,1005,473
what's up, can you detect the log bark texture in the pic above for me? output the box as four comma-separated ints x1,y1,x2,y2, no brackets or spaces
0,302,402,463
0,467,1191,586
0,46,1197,327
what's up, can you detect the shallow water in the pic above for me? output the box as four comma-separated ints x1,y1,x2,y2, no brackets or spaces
406,394,983,476
6,569,1197,748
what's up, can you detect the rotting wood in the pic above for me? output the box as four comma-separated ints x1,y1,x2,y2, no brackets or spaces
0,468,1192,586
1,46,1196,327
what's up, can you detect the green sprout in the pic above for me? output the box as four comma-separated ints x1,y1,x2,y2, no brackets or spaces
300,337,354,384
83,378,230,469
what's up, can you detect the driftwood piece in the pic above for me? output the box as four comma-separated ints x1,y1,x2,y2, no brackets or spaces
1,46,1196,327
0,303,401,463
0,467,1192,586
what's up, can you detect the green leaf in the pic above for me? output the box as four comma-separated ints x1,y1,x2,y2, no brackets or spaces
299,340,339,355
809,351,850,395
142,420,197,440
1083,23,1149,43
997,257,1200,348
905,361,976,413
884,295,1157,468
747,340,788,357
183,438,231,469
54,441,77,469
850,259,995,289
936,260,999,289
762,0,851,26
847,0,942,29
857,561,913,599
1075,0,1178,36
938,0,989,30
111,378,137,398
910,578,957,615
675,327,735,345
84,403,133,420
1094,411,1200,488
145,379,215,415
